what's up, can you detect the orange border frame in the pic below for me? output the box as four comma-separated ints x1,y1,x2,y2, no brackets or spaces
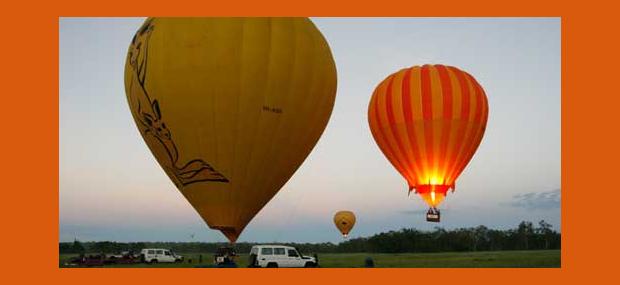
3,0,617,283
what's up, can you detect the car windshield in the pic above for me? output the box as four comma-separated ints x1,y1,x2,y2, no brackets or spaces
288,249,299,257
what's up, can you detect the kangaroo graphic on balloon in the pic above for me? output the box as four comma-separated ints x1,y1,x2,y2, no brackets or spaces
124,18,337,243
125,19,229,187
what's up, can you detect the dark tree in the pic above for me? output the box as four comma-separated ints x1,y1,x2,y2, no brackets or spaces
517,221,534,250
536,220,554,249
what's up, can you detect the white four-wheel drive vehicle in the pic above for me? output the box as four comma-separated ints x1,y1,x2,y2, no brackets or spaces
140,248,183,263
248,245,317,268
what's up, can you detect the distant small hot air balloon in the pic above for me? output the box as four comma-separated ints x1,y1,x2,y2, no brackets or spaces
334,211,356,238
368,64,488,222
124,17,337,242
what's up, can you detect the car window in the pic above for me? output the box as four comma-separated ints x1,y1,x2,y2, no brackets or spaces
261,248,273,255
148,250,155,254
288,249,299,257
274,248,285,255
156,250,163,254
165,251,171,256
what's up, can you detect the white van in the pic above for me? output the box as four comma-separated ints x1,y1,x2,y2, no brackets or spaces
140,249,183,263
248,245,317,268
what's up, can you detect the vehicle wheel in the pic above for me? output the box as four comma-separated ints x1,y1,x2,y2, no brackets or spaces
150,259,158,264
305,262,316,268
266,262,278,268
175,259,182,263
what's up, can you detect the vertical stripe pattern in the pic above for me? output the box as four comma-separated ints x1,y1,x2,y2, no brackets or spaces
368,64,488,207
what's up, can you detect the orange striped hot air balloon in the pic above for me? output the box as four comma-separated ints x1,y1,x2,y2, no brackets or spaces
368,64,488,222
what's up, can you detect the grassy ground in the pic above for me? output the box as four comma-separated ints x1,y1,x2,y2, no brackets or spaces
60,250,560,268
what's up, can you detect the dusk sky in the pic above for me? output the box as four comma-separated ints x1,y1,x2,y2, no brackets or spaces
59,17,560,243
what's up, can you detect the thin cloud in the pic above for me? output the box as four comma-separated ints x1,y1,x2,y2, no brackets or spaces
400,209,428,215
510,189,560,210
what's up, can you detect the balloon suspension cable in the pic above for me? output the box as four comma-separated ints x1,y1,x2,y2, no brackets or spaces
408,185,416,196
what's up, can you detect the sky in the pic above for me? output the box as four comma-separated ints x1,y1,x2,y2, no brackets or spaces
59,17,561,243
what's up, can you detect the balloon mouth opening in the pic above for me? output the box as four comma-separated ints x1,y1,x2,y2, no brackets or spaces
211,226,239,244
412,184,452,207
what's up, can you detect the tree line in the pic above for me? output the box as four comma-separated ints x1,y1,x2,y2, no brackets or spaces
60,220,560,255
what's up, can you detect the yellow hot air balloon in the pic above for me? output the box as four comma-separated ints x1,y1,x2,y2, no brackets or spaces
124,18,337,242
333,211,356,238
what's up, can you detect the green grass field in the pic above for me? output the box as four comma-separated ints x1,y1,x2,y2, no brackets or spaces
60,250,560,268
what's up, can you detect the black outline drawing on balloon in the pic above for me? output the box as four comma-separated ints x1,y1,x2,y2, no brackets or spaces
126,18,229,187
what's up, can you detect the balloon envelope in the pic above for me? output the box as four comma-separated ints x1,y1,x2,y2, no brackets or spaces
368,64,488,208
124,18,337,242
333,211,356,237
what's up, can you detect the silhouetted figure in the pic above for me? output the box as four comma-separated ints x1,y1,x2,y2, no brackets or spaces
364,257,375,268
